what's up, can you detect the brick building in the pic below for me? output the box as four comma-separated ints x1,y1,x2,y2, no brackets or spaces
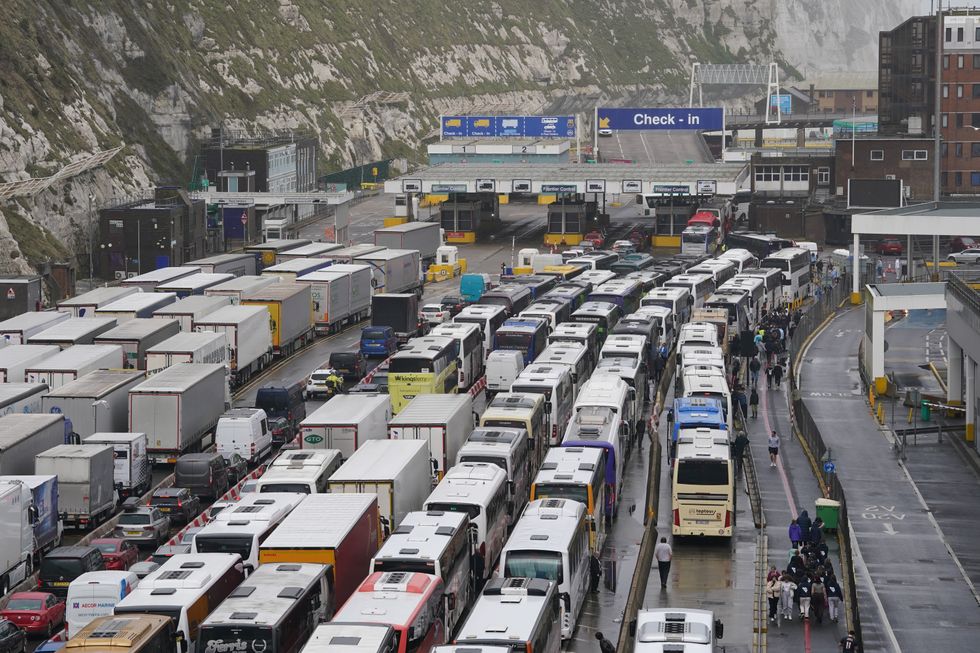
834,136,934,201
796,72,879,113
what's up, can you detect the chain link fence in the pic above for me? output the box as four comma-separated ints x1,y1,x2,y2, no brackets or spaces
787,271,863,640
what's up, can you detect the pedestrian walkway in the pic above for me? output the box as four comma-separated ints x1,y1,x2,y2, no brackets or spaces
799,307,980,651
743,368,847,652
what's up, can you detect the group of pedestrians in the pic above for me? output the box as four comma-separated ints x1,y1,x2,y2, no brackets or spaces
765,509,845,629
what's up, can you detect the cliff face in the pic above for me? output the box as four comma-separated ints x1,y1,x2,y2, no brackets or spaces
0,0,920,277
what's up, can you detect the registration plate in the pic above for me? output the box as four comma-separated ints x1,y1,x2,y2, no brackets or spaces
51,581,69,587
126,531,142,536
158,507,171,512
694,519,710,525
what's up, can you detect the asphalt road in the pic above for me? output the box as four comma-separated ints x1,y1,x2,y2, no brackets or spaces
597,131,713,164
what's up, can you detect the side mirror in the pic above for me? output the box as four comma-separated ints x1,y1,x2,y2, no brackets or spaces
544,401,553,413
448,593,457,611
27,505,38,526
715,619,725,639
176,634,188,653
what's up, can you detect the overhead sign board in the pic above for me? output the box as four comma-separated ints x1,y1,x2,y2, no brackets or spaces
653,184,690,194
696,180,717,195
541,184,577,193
441,115,576,138
597,107,724,131
401,179,422,193
770,94,792,115
475,179,496,193
585,179,606,193
622,179,643,194
512,179,532,193
431,183,467,193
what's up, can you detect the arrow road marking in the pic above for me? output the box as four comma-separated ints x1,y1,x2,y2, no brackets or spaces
883,523,898,536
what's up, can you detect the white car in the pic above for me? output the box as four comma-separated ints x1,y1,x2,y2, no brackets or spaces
421,303,451,325
948,247,980,264
306,368,334,399
598,128,613,137
612,240,636,254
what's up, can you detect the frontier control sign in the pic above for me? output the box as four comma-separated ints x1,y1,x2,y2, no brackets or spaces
597,107,723,131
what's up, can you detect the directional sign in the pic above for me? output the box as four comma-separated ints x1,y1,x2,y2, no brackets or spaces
541,184,577,193
823,461,836,473
597,107,724,131
441,115,576,138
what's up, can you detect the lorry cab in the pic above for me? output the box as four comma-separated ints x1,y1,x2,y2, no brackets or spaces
360,326,397,358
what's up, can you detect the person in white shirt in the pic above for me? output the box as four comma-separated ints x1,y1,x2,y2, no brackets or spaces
653,537,672,589
768,430,780,467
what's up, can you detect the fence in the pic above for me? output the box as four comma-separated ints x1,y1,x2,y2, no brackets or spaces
786,270,863,640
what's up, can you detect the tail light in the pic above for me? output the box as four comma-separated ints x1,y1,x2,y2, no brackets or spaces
673,509,680,526
177,500,182,508
552,424,557,441
725,511,732,529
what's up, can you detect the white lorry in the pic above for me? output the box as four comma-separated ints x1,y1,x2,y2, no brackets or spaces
82,432,150,499
387,394,474,481
0,481,36,595
299,395,390,458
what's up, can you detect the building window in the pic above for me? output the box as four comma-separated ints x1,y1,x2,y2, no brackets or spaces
976,26,980,41
956,142,964,157
958,27,965,41
943,113,950,128
754,166,780,183
975,54,980,68
947,26,953,41
783,166,810,182
943,84,950,98
973,143,980,157
944,54,950,69
816,167,830,185
866,90,874,98
974,113,980,128
959,54,965,68
870,150,884,161
956,171,963,186
942,172,949,187
942,143,949,157
902,150,928,160
972,172,980,186
957,113,965,128
958,84,965,98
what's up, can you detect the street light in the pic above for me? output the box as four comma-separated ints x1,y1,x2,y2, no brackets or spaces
87,194,95,280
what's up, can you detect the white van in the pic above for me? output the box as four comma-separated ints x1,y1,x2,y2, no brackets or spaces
66,570,139,638
215,408,272,464
486,349,525,394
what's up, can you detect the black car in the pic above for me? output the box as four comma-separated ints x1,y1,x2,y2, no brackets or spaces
148,488,201,526
439,295,467,316
222,453,248,484
0,619,25,653
328,351,365,381
268,416,291,449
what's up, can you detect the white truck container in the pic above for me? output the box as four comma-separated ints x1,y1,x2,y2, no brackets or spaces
151,295,231,332
204,275,277,305
0,475,62,557
95,293,177,324
387,394,474,480
41,370,147,439
192,305,271,385
325,244,385,265
327,439,431,534
296,264,373,334
35,444,116,528
0,414,66,475
25,344,124,390
0,311,70,345
275,242,343,263
355,248,422,295
241,283,313,357
299,395,391,458
0,345,60,383
26,317,118,348
260,258,332,282
82,432,150,498
156,272,235,299
144,332,228,375
128,363,226,463
185,253,257,276
373,222,441,265
94,319,181,370
57,286,139,318
0,481,35,595
0,383,48,418
119,267,200,292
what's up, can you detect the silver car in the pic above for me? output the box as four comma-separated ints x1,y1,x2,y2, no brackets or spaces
112,505,170,546
948,247,980,264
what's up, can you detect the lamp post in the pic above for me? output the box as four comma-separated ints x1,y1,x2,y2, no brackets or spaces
87,194,95,280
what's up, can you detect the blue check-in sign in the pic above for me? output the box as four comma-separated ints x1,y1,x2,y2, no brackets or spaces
598,107,724,131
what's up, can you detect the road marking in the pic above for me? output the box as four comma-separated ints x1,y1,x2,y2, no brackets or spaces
761,380,797,517
861,505,905,520
882,523,898,536
639,132,653,164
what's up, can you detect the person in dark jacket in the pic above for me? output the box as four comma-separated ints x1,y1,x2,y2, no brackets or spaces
596,632,616,653
788,519,803,548
749,357,761,387
796,574,813,620
797,509,812,534
825,574,843,623
589,552,602,593
750,387,760,418
809,518,824,545
732,432,749,480
772,363,784,388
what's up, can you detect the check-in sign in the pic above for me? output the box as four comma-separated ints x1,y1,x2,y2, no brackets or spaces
598,107,723,131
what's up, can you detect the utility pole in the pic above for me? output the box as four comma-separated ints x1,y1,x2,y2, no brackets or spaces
933,5,943,280
88,193,95,280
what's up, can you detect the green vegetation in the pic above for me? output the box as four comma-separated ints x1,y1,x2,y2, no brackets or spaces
1,208,71,265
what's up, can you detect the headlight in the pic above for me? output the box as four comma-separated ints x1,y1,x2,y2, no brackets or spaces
31,616,38,621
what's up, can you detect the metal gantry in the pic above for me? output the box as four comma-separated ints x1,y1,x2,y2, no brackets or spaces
689,62,783,124
0,146,124,201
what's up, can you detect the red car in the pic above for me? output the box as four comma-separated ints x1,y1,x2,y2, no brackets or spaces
876,238,904,255
90,538,140,571
0,592,64,636
950,236,978,252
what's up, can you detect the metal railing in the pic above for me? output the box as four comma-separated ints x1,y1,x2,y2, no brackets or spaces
787,270,863,640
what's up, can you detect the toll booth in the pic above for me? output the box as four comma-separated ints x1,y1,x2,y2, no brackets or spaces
440,193,499,243
545,199,599,246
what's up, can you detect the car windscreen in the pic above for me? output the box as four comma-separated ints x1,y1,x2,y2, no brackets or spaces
117,513,151,525
40,557,84,579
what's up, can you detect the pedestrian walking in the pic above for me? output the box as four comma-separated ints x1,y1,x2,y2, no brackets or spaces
811,575,827,624
779,574,798,621
749,357,761,387
797,574,813,620
653,354,665,386
788,519,803,548
839,630,859,652
765,365,774,389
653,537,672,588
767,576,781,623
772,363,783,388
732,431,749,480
734,388,748,421
809,518,824,545
589,551,602,593
767,430,780,467
749,387,759,418
595,632,616,653
731,357,742,387
767,565,780,583
825,574,843,623
500,261,506,276
796,509,812,535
